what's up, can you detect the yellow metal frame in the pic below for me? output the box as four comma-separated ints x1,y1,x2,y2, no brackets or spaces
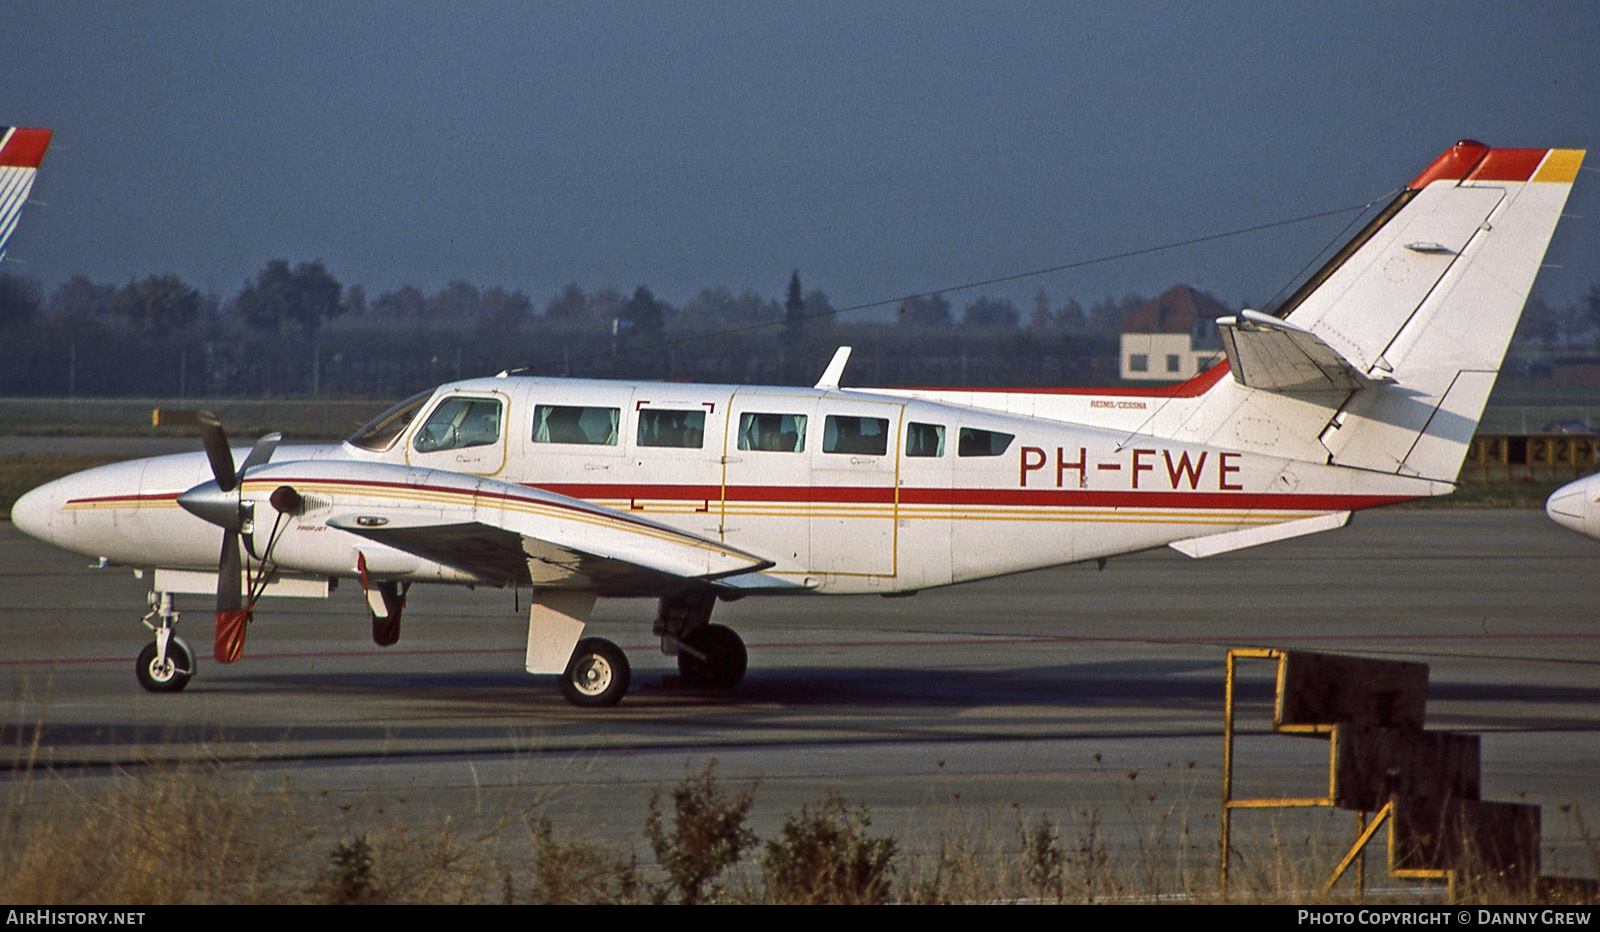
1220,648,1398,900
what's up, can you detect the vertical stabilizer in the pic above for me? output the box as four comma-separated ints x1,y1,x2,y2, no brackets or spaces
1159,142,1584,486
1290,143,1584,481
0,126,53,264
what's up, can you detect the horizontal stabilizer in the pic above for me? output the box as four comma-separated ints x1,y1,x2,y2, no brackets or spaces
1169,510,1351,558
1217,310,1371,393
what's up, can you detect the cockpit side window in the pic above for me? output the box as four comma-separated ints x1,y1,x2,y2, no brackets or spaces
413,397,504,453
349,391,432,452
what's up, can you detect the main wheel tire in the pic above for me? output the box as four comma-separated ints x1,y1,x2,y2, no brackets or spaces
678,624,747,690
136,637,195,693
560,637,630,707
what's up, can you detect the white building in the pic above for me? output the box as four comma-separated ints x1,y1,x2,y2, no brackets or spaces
1118,285,1231,382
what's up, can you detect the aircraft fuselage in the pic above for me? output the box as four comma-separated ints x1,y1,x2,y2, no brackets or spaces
15,375,1424,597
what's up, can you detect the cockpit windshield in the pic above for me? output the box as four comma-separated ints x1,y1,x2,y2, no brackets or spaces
347,391,432,452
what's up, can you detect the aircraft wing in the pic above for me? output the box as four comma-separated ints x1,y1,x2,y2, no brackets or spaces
1217,309,1373,393
254,462,772,595
327,514,766,594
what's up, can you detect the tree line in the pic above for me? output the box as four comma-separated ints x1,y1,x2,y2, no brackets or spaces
0,260,1592,400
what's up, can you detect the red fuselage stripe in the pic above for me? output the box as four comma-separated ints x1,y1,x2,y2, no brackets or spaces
69,478,1417,513
899,360,1232,397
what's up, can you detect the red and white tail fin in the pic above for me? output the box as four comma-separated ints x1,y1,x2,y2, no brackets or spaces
0,127,53,264
1274,143,1583,481
1157,142,1584,486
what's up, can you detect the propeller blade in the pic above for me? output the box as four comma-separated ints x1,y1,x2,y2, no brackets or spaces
195,411,238,493
239,432,282,478
217,530,242,614
214,529,250,663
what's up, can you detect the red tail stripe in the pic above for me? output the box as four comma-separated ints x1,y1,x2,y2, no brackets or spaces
1466,148,1550,183
1408,141,1550,188
0,128,52,168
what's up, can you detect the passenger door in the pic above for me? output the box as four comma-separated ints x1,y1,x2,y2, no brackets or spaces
720,393,817,577
808,402,903,577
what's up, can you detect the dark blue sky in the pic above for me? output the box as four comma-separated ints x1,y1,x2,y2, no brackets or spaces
5,2,1597,315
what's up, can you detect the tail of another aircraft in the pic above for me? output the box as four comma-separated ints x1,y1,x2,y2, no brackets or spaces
0,126,53,264
1161,142,1585,485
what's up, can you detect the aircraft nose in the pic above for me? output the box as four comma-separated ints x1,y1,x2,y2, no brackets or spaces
10,480,58,541
1545,478,1593,536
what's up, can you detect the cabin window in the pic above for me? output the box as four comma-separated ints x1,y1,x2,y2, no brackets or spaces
1129,354,1149,372
412,397,503,453
350,390,431,452
905,422,945,457
958,427,1014,457
637,408,706,449
533,405,620,445
823,415,889,456
738,412,807,452
1167,354,1182,373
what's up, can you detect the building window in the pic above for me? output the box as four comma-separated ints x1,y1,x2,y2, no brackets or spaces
1129,354,1149,372
1167,354,1182,373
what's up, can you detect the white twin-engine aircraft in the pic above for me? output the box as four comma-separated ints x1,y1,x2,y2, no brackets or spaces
1547,472,1600,543
12,140,1585,707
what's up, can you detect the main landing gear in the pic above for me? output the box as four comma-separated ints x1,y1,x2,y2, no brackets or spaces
540,589,749,708
655,591,747,692
136,591,195,693
677,624,747,690
560,637,631,707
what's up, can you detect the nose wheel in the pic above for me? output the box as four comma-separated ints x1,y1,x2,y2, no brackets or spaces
136,591,196,692
136,637,195,693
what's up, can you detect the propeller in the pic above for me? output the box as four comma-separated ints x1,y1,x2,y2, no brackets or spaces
174,411,285,663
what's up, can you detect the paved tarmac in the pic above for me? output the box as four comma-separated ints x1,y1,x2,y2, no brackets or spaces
3,508,1598,889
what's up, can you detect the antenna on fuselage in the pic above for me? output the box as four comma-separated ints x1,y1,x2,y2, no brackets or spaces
814,346,852,391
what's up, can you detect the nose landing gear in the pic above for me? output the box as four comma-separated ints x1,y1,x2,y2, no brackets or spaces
136,591,195,692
